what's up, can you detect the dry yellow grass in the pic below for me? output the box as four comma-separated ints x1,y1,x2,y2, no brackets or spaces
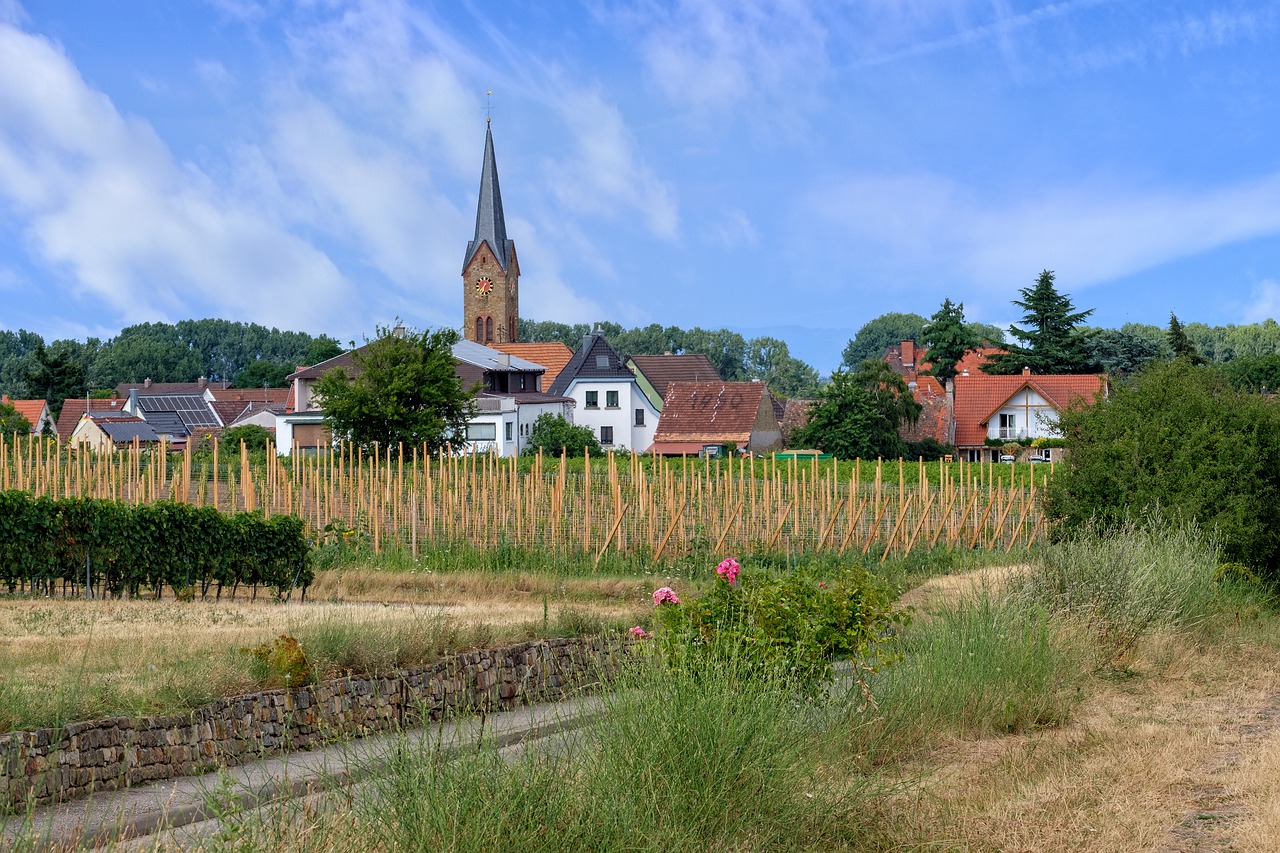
0,573,646,733
869,621,1280,852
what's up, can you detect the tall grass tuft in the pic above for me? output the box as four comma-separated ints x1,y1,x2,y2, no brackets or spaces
1014,513,1219,665
852,592,1082,764
343,657,852,852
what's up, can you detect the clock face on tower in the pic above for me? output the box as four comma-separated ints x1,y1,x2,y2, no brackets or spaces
475,277,493,296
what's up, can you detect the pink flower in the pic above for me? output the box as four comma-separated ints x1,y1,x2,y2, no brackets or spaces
629,626,653,639
818,582,827,588
716,558,741,584
653,586,681,605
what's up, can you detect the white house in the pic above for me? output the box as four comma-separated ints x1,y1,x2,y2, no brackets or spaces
547,330,659,453
274,337,573,457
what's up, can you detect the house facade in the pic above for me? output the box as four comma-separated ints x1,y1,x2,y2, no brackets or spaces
1,396,54,435
951,368,1108,461
548,331,658,453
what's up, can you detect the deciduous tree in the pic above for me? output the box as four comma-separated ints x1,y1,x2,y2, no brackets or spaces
841,312,927,370
314,325,475,453
521,414,603,457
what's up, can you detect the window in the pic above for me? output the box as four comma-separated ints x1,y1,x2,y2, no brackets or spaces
585,391,599,408
596,355,610,369
474,317,483,341
600,426,614,445
606,390,619,408
504,421,513,442
484,316,494,343
998,413,1017,439
466,422,496,441
634,408,645,426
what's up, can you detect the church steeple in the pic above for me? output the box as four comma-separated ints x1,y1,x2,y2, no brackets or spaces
463,123,512,274
462,121,519,345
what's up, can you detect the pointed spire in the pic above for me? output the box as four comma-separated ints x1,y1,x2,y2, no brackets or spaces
463,123,511,273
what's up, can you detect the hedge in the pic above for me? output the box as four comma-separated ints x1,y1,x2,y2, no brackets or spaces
0,491,312,600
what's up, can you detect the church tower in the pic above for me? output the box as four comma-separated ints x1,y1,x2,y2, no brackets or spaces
462,121,519,344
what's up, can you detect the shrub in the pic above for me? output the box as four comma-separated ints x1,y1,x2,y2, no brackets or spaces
649,558,906,693
246,635,312,688
1013,513,1218,665
1043,359,1280,578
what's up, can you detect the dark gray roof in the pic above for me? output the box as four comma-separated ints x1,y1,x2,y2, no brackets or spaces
101,421,161,443
462,124,514,273
141,410,190,437
548,332,634,395
136,394,221,429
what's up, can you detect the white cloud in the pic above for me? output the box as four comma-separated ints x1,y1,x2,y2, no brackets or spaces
629,0,829,116
195,59,233,90
543,88,678,240
808,169,1280,299
1242,280,1280,323
0,22,351,329
710,208,758,249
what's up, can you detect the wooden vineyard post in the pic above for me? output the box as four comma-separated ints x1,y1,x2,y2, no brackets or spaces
653,499,686,563
839,496,869,556
594,504,630,569
863,496,890,555
766,501,794,552
814,499,845,552
903,492,935,556
880,495,913,561
930,493,959,549
1007,490,1033,553
968,490,997,550
714,502,743,554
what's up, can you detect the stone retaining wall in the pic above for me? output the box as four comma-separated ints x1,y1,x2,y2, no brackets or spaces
0,635,623,807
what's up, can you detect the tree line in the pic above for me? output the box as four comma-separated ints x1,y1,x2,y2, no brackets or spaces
0,320,342,417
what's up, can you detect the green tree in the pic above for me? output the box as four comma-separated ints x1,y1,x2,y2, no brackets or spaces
1221,353,1280,393
521,413,604,457
1087,328,1164,377
314,325,475,453
967,322,1007,346
744,336,821,399
791,360,920,459
233,360,293,389
0,399,31,435
984,270,1096,375
1167,313,1207,365
26,340,94,419
920,298,979,383
1043,359,1280,575
221,423,275,454
841,312,927,370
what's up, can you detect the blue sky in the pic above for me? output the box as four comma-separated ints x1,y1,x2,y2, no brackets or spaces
1,0,1278,372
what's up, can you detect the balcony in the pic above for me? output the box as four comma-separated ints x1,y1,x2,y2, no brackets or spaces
996,428,1028,441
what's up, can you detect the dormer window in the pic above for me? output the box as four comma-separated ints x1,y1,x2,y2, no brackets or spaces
596,355,610,369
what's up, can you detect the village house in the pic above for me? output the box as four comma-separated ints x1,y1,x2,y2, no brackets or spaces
547,331,659,453
0,396,54,435
950,367,1108,462
651,381,783,456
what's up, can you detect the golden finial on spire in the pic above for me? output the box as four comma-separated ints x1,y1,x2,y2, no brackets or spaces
486,90,493,124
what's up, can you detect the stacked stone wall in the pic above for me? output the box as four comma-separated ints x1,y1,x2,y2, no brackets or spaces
0,636,621,807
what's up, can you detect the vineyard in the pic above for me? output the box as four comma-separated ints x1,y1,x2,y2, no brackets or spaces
0,434,1051,564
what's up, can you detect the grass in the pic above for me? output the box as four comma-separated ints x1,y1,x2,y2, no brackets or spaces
0,589,643,733
191,518,1280,852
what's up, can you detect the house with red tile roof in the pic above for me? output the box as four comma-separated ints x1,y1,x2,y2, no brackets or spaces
489,342,574,392
55,398,129,441
69,413,161,452
1,396,54,435
951,367,1107,462
627,354,721,411
882,341,1007,447
651,381,782,456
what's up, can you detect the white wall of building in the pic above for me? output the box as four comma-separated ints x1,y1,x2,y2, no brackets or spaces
563,378,658,453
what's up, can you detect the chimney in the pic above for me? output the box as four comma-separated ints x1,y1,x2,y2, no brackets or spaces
198,376,208,390
127,387,139,415
1,394,8,404
393,324,406,338
1022,366,1031,376
143,378,152,388
901,340,915,367
499,352,511,367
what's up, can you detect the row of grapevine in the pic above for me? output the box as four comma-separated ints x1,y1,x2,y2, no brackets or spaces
0,491,311,600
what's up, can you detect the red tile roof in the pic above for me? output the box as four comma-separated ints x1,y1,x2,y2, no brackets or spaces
654,381,773,446
207,388,289,404
628,354,721,400
952,371,1106,447
56,398,129,440
1,398,49,431
490,342,574,391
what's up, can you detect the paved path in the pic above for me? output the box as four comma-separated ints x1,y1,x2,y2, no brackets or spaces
1,694,604,850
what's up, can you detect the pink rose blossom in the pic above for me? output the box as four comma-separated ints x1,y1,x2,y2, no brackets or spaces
629,626,653,639
715,557,741,584
653,586,681,605
818,582,827,588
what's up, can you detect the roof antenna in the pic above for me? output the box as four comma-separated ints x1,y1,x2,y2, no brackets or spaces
485,90,493,124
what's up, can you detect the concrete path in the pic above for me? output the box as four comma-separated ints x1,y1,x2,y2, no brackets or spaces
1,694,604,850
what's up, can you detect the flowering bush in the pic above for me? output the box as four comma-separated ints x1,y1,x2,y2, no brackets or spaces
716,558,740,584
629,625,653,639
653,586,681,605
650,558,905,693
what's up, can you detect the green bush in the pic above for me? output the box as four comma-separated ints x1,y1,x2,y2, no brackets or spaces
246,635,312,688
1043,359,1280,578
649,558,906,693
1013,513,1218,665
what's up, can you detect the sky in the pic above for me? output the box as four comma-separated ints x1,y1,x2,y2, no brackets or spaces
1,0,1279,372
